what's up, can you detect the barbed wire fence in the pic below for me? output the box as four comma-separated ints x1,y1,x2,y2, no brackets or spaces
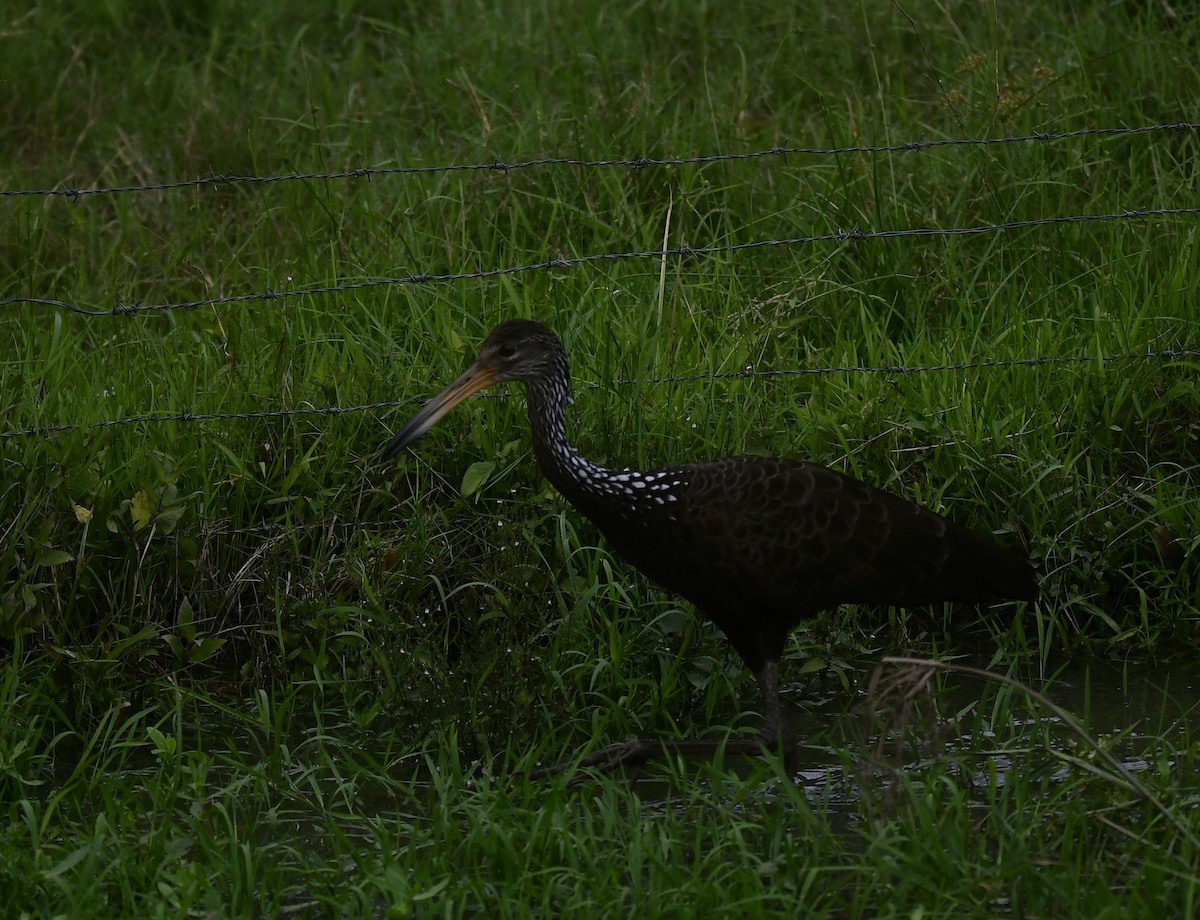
3,346,1199,442
4,205,1200,318
2,120,1199,543
3,122,1197,201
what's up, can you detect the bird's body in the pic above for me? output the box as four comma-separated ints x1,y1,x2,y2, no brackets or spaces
560,455,1035,673
385,319,1038,772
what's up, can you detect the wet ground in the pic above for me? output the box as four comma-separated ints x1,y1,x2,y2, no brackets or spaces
635,657,1200,828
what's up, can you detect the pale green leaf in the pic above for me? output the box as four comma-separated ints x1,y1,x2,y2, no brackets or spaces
460,461,496,498
798,657,827,675
35,549,75,568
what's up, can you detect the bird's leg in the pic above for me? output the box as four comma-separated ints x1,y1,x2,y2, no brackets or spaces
527,661,800,781
754,660,800,771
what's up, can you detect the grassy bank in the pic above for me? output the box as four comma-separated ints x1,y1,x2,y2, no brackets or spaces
2,0,1199,915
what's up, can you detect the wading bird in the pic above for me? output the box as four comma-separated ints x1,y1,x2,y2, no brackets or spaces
384,319,1038,775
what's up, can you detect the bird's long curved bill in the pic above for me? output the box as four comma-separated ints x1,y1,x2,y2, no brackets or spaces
383,362,499,459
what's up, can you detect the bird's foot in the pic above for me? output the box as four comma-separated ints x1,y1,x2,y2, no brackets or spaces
755,727,802,774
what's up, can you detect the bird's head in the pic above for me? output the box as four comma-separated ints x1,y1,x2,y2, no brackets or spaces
383,319,565,459
471,319,565,384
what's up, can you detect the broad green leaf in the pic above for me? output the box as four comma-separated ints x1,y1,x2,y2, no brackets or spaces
460,461,496,498
156,503,186,535
178,598,194,627
35,549,75,568
798,657,827,675
192,637,226,662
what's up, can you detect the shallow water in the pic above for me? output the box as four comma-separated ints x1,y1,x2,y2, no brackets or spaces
634,657,1200,827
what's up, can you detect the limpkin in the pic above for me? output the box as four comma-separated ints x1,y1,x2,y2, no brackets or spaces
384,319,1038,775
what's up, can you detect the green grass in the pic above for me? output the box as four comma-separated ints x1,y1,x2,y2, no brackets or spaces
2,0,1199,915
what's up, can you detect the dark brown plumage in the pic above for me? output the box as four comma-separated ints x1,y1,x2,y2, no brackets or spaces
385,319,1038,772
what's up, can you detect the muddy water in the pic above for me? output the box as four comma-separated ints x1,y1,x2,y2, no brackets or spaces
636,657,1200,823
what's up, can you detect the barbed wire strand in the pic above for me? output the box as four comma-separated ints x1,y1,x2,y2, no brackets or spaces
4,205,1200,318
2,122,1197,201
4,346,1197,441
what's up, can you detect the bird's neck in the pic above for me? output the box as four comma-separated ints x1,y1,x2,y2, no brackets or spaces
523,371,614,507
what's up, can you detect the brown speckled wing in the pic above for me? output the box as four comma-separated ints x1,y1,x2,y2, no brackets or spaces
591,456,1035,626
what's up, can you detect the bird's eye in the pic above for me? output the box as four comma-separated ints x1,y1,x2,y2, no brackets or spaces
497,344,517,358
